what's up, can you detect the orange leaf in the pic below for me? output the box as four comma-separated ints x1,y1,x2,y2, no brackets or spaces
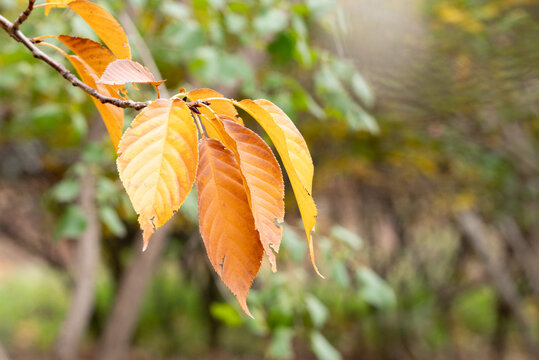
56,35,115,76
188,88,244,126
98,59,166,87
222,119,285,271
197,138,263,317
235,99,320,276
67,56,124,150
117,99,198,249
67,0,131,59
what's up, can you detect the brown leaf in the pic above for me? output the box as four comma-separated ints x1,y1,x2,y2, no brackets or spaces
98,59,166,87
117,99,198,249
221,119,285,271
67,0,131,59
197,138,263,317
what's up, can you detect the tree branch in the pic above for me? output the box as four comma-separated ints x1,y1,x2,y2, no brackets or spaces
0,8,208,111
12,0,35,32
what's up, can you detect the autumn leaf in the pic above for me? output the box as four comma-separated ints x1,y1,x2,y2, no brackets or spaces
66,55,123,150
117,99,198,249
35,40,124,149
98,59,166,87
44,0,71,16
197,138,263,317
221,119,285,272
56,35,115,76
235,99,320,276
67,0,131,60
188,88,244,126
54,35,127,98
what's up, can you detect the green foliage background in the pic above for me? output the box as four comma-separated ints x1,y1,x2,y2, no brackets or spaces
0,0,538,359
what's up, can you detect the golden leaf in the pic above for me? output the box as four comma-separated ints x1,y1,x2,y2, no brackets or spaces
117,99,198,248
188,88,244,126
67,0,131,59
235,99,321,276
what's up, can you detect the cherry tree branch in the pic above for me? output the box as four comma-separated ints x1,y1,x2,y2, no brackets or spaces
0,12,151,110
0,3,218,113
12,0,35,32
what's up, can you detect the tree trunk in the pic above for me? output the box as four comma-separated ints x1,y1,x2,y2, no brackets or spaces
96,225,170,360
55,170,101,360
456,211,539,357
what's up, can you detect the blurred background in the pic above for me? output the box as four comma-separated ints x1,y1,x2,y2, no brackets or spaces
0,0,538,359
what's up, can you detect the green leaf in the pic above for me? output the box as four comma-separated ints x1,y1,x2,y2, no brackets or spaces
305,294,328,328
330,225,363,250
210,302,243,327
55,205,87,239
356,268,396,309
331,260,351,288
267,327,294,359
99,206,126,237
180,188,198,223
282,225,306,263
351,72,375,108
310,331,342,360
254,9,289,35
50,179,80,203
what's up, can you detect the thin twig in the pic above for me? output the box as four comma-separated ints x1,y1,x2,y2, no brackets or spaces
0,7,204,111
12,0,35,32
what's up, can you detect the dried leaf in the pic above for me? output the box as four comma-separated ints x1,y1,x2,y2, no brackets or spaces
222,119,285,271
67,0,131,59
98,59,166,87
188,88,244,126
197,138,263,317
235,99,320,276
117,99,198,248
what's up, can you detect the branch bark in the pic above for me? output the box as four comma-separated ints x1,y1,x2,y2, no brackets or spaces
0,5,204,110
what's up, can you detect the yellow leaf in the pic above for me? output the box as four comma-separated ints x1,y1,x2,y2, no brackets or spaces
188,88,244,126
222,119,285,272
67,0,131,59
235,99,321,276
197,138,263,317
44,0,71,16
67,55,124,150
117,99,198,248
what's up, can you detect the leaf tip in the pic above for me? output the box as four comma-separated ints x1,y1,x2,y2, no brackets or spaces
309,237,325,279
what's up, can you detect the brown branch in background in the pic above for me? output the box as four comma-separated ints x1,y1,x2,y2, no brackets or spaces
55,168,101,360
456,211,539,357
12,0,35,32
